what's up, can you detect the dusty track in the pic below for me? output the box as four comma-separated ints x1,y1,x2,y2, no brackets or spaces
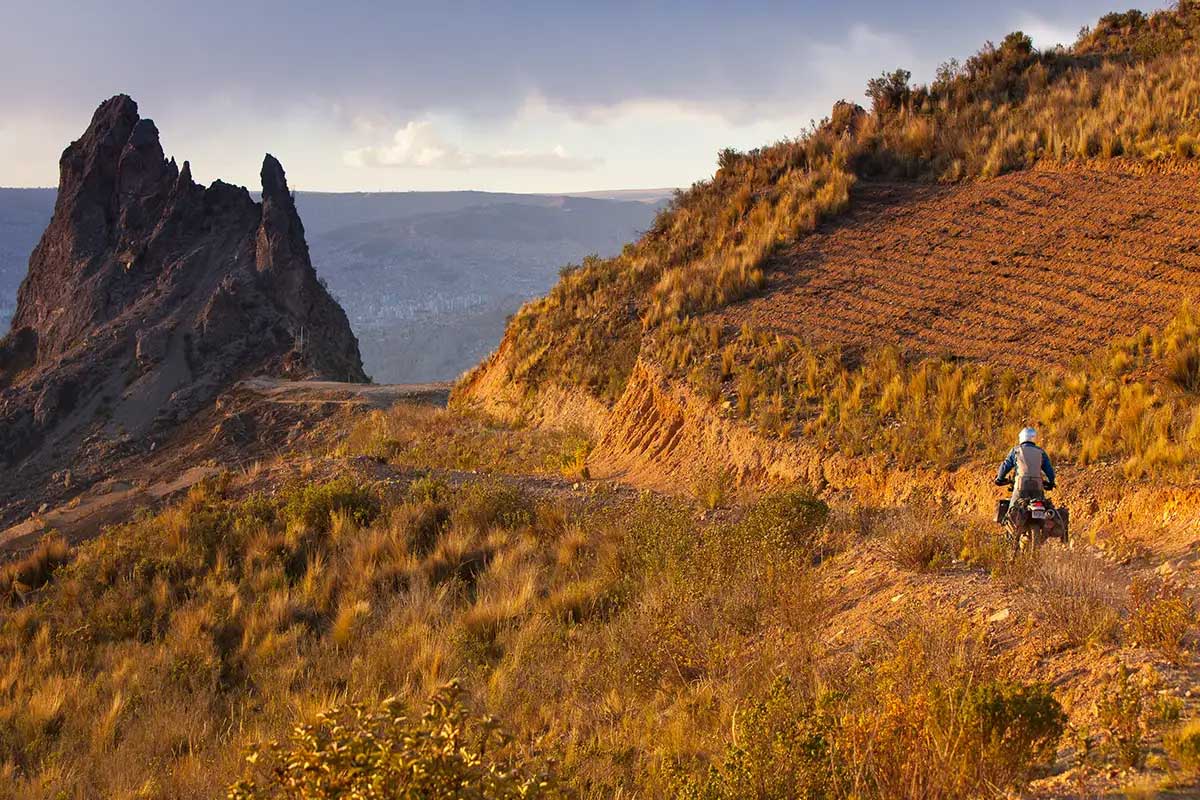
722,169,1200,366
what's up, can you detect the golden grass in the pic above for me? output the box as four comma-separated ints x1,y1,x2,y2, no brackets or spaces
336,402,592,478
0,468,1075,799
663,302,1200,476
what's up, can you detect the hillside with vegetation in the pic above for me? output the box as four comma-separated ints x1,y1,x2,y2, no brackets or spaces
7,5,1200,800
459,3,1200,478
4,402,1200,799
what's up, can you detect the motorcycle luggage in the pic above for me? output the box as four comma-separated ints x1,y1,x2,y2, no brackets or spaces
995,499,1010,524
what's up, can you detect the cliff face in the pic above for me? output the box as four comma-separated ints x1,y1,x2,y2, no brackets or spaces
0,95,366,501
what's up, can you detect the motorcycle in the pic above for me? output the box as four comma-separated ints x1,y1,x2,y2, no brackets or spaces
994,478,1069,555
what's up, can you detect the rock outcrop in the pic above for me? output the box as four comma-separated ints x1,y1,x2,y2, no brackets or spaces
0,95,366,514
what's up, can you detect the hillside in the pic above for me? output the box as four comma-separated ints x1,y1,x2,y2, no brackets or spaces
457,4,1200,476
724,169,1200,368
7,6,1200,800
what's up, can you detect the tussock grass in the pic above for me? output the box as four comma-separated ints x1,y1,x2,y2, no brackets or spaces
665,302,1200,477
1026,549,1124,647
875,504,960,572
0,535,69,604
0,473,1072,798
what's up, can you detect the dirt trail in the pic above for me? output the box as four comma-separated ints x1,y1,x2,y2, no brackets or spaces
722,169,1200,367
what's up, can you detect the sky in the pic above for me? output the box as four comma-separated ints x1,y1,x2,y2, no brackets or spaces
0,1,1146,193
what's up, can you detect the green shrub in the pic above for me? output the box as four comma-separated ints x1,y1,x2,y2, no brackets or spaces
282,478,381,533
1165,719,1200,774
229,682,562,799
967,681,1065,777
1097,665,1148,768
1126,576,1196,663
672,677,837,800
451,481,535,533
740,490,830,556
407,475,450,504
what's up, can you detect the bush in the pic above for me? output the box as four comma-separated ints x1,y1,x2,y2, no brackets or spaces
282,478,380,533
672,677,837,799
407,475,450,504
877,507,957,572
451,481,535,533
229,682,562,799
1126,576,1195,663
739,490,830,556
0,535,69,604
1028,550,1122,647
1096,665,1148,768
967,681,1065,779
1165,719,1200,774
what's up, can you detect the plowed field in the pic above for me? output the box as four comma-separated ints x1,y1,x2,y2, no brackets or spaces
721,169,1200,366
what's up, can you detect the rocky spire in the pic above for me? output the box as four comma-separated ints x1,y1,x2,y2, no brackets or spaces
0,95,367,484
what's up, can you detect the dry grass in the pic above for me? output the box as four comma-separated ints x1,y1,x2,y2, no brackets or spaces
876,505,959,572
336,402,592,478
664,302,1200,477
0,535,69,604
0,469,1074,799
1026,549,1124,647
1126,576,1197,663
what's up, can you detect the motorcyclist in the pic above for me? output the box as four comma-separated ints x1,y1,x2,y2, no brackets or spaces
995,426,1056,502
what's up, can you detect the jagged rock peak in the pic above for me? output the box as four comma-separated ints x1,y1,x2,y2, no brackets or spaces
261,153,291,203
0,95,368,486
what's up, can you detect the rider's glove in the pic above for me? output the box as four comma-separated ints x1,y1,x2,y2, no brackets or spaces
1045,482,1055,491
994,478,1006,486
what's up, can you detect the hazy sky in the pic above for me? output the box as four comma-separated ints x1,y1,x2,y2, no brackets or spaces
0,1,1139,193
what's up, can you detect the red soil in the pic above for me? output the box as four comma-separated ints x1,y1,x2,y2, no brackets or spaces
722,169,1200,366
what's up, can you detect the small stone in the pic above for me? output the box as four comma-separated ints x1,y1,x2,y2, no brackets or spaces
988,608,1011,623
890,593,905,604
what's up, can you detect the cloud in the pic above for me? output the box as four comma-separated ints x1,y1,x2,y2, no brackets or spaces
344,119,601,171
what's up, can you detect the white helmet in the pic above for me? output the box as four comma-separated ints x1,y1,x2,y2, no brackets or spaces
1018,426,1038,444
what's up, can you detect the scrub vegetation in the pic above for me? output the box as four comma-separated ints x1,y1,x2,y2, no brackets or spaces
661,302,1200,477
473,2,1200,437
0,473,1083,800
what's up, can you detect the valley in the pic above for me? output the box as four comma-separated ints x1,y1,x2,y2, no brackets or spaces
0,189,664,383
6,5,1200,799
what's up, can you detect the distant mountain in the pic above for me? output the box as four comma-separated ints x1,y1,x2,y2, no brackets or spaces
0,188,665,382
0,188,56,332
306,196,662,382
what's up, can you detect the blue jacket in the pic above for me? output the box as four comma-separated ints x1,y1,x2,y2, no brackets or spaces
996,442,1055,484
